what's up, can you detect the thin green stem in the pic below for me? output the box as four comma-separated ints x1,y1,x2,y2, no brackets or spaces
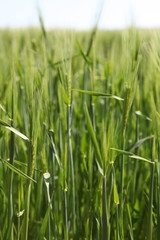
68,105,75,233
102,175,109,240
157,141,160,240
147,140,155,240
64,190,68,240
120,130,126,239
23,141,32,240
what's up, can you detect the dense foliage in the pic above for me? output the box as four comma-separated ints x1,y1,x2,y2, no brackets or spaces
0,27,160,239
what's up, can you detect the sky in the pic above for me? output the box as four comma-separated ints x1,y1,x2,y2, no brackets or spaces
0,0,160,30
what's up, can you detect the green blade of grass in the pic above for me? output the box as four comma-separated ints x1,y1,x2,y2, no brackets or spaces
127,204,134,240
129,155,153,164
0,159,36,183
6,126,29,141
48,54,80,68
111,148,153,164
48,130,61,167
0,103,8,115
135,110,152,121
73,89,124,101
128,135,154,152
76,39,91,65
147,140,155,240
37,194,53,240
96,159,104,176
102,176,109,240
114,180,119,205
157,160,160,240
86,0,104,56
0,119,29,141
85,103,103,174
122,86,132,137
58,65,63,85
38,9,47,40
0,119,10,127
14,160,42,173
110,148,133,156
86,27,97,57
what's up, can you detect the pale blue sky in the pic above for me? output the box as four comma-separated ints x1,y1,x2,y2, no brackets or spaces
0,0,160,29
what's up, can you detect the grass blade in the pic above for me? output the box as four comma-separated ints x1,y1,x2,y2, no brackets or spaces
38,194,53,240
0,159,36,183
135,110,152,121
128,135,154,152
114,180,119,205
6,126,29,141
85,103,103,167
147,140,155,240
110,148,153,164
49,130,61,167
48,54,80,68
127,204,134,240
73,89,124,100
76,39,91,65
0,119,29,141
129,155,153,164
110,148,133,156
0,103,9,115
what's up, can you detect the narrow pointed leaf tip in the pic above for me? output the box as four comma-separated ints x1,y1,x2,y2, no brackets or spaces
6,126,29,141
96,160,104,176
135,110,152,121
0,104,6,113
110,148,154,164
128,135,154,151
0,159,36,183
110,147,133,156
0,119,29,141
129,155,153,164
76,39,91,65
73,89,123,101
112,95,124,101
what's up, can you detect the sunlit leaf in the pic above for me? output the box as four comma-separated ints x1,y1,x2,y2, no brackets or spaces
135,110,152,121
0,119,29,141
73,89,124,101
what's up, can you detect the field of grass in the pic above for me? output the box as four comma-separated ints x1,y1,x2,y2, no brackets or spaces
0,26,160,239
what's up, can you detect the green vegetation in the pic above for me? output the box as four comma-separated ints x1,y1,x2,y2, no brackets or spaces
0,27,160,239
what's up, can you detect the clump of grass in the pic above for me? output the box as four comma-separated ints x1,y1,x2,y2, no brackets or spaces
0,27,159,240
